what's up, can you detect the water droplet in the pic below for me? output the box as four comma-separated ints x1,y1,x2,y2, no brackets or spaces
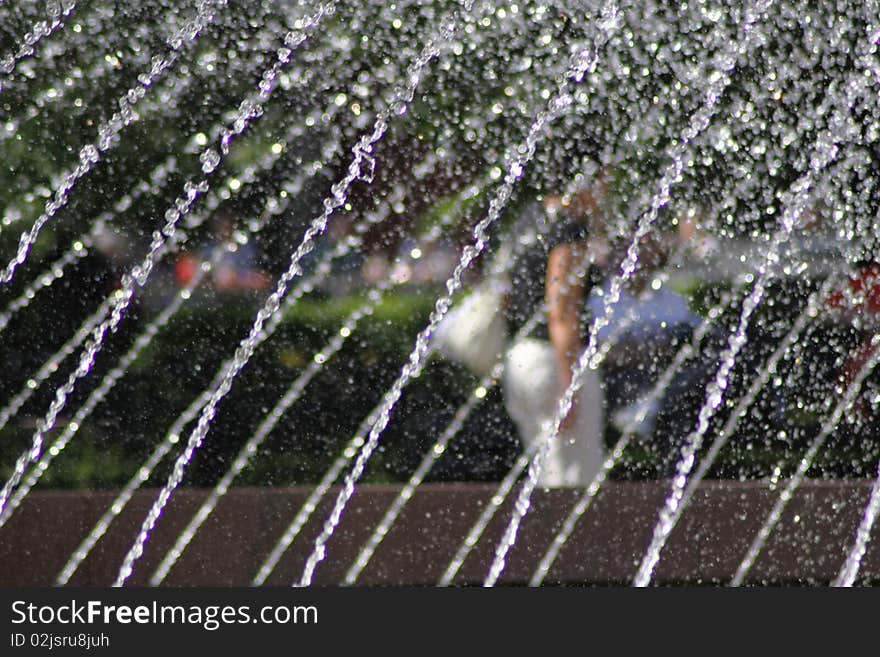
200,149,220,174
79,144,99,164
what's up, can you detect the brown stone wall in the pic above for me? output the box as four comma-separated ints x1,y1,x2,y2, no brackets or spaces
0,481,876,586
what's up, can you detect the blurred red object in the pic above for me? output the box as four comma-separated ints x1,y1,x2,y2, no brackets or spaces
826,262,880,315
825,262,880,410
175,253,199,286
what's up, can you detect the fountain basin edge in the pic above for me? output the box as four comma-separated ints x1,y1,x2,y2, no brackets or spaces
1,481,876,586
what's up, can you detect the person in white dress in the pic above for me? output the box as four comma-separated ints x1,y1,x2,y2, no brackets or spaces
503,184,609,487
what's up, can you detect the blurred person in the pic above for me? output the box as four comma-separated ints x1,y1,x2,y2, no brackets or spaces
503,174,713,484
175,209,271,293
503,178,609,487
591,232,701,440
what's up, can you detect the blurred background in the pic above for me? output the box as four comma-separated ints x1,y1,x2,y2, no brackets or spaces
0,0,878,494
